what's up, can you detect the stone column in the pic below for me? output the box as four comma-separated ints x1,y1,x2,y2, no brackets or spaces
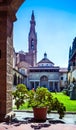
58,82,60,91
34,81,35,89
0,10,13,121
48,81,50,90
39,81,40,86
53,82,55,90
0,0,25,121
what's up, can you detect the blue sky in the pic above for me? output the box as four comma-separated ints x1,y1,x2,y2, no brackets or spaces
14,0,76,67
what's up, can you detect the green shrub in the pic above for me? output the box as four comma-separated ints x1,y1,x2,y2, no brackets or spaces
12,84,28,109
13,86,66,119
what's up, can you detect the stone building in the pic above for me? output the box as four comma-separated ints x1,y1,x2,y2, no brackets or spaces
68,37,76,84
13,11,68,91
28,52,60,91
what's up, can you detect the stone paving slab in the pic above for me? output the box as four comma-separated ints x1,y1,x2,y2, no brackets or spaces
15,111,76,124
0,123,76,130
0,111,76,130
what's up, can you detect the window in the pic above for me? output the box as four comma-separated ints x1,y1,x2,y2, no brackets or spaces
31,39,34,49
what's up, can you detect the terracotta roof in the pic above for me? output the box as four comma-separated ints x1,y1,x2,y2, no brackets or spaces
17,61,32,68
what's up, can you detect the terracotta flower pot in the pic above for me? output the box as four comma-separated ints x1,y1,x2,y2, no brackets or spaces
33,107,47,121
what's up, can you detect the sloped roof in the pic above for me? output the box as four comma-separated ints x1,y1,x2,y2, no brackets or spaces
17,61,32,69
38,58,54,65
37,53,54,65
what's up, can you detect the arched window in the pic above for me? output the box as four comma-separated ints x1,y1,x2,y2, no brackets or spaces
31,39,34,49
40,76,48,81
40,76,48,88
13,73,17,85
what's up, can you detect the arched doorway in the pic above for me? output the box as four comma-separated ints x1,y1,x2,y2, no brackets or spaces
40,76,48,88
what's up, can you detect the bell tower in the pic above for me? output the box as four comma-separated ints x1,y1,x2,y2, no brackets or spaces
28,10,37,66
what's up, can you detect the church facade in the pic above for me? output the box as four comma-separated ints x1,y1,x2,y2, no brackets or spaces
13,11,68,91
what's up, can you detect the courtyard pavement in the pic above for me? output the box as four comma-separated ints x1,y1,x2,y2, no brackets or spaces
0,111,76,130
0,122,76,130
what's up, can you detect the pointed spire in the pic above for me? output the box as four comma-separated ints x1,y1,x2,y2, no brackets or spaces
30,10,36,33
44,52,47,59
31,10,35,21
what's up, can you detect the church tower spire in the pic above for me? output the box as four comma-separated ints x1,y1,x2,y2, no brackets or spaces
28,10,37,66
30,10,36,32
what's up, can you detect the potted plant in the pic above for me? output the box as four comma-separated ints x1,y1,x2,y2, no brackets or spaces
27,87,66,121
13,85,66,121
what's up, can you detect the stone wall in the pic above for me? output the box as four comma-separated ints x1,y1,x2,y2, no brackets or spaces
0,11,8,121
6,35,13,113
0,12,13,121
0,0,25,121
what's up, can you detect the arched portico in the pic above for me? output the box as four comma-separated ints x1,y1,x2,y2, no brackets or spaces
0,0,25,121
40,75,48,88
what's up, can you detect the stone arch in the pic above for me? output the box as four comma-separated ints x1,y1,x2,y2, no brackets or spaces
40,75,48,88
18,76,21,84
13,73,17,85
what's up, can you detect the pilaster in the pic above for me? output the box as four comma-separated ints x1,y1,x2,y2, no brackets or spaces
0,0,25,121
